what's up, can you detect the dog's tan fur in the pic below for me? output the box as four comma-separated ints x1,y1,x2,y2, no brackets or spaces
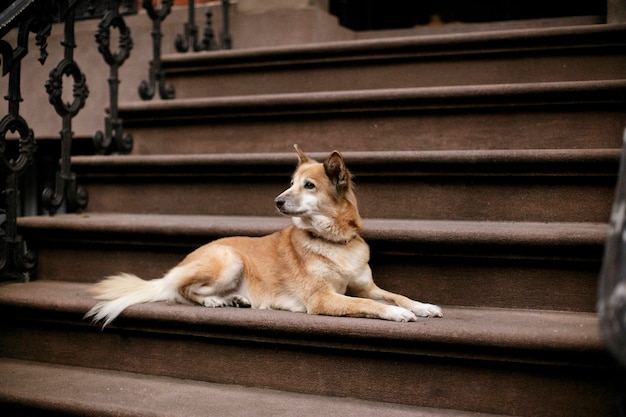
86,146,442,327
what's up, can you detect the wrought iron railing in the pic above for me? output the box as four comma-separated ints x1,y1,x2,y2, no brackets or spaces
92,0,134,154
598,127,626,368
0,0,231,280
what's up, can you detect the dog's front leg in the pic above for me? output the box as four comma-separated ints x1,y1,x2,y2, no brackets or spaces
306,287,417,322
367,285,443,318
348,267,443,318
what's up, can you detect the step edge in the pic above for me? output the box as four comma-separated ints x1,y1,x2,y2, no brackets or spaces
161,24,626,72
0,281,606,361
70,148,621,176
0,358,511,417
16,214,609,247
120,79,626,108
117,80,626,121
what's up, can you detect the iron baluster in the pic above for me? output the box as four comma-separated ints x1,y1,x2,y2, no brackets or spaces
42,3,89,214
93,0,133,154
0,9,50,280
1,125,37,280
220,0,231,50
175,0,219,52
176,0,200,52
599,126,626,368
138,0,174,100
200,8,218,51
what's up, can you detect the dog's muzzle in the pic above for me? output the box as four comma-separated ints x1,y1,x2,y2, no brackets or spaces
274,194,301,215
274,197,286,210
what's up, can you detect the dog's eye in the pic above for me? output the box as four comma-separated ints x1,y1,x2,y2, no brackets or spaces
304,181,316,190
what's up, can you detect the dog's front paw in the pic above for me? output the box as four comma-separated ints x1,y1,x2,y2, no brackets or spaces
383,306,417,322
230,295,251,308
203,296,230,308
412,303,443,318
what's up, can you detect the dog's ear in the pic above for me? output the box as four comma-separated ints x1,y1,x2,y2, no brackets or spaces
294,144,311,165
324,151,349,195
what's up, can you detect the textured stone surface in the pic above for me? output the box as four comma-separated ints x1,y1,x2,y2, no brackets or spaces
71,149,618,222
16,213,607,311
162,24,626,98
2,358,504,417
0,281,617,417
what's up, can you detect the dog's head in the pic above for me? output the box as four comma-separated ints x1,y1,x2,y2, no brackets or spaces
275,145,362,241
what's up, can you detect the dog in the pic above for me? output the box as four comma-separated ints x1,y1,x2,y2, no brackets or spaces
85,145,443,327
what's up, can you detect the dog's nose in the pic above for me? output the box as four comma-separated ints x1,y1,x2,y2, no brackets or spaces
274,198,285,208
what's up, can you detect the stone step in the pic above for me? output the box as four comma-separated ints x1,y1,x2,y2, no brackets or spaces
17,214,607,312
1,358,509,417
119,80,626,154
72,149,618,222
162,24,626,98
5,4,606,139
0,281,617,417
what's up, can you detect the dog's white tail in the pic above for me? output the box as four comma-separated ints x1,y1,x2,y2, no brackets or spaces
84,270,185,328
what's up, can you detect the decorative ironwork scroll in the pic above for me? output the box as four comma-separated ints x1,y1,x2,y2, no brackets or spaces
0,3,52,279
138,0,174,100
175,0,231,53
42,3,89,214
599,126,626,368
93,0,133,154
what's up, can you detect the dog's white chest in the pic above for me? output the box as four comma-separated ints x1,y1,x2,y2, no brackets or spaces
306,238,370,290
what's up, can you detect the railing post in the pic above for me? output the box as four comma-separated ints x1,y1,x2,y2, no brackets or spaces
598,125,626,368
0,1,53,280
220,0,232,50
93,0,134,154
176,0,234,52
138,0,175,100
200,7,219,50
608,0,626,23
176,0,204,51
42,1,89,214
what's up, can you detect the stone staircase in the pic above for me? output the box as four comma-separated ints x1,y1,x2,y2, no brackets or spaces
1,16,626,417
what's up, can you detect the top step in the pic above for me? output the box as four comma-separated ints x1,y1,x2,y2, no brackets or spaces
162,24,626,98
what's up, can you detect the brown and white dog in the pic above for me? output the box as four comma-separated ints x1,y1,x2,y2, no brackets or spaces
86,146,442,327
